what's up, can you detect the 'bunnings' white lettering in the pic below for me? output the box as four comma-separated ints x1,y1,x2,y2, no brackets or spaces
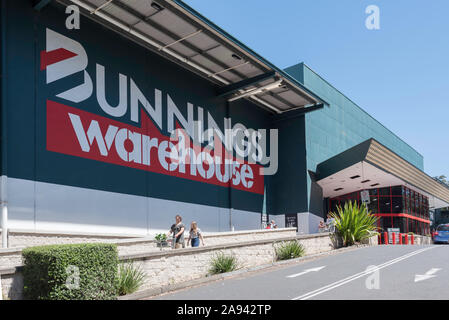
45,28,278,175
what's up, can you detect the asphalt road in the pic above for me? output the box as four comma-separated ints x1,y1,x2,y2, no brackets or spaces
153,245,449,300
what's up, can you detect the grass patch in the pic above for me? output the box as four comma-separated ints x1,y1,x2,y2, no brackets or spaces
117,261,146,296
209,252,238,275
275,241,305,261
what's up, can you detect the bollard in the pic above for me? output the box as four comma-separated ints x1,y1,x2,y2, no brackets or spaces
404,234,408,245
392,232,395,245
378,234,381,245
399,233,403,245
384,232,388,245
411,234,414,245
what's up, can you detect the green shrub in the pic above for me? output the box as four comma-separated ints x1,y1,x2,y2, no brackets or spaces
209,252,238,275
275,241,305,260
155,233,167,242
329,201,379,247
117,262,146,296
22,243,118,300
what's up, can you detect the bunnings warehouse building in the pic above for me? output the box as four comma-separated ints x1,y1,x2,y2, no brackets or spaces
1,0,448,246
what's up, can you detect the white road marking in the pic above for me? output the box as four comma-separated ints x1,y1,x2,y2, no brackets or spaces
287,266,326,278
292,247,436,300
414,268,442,282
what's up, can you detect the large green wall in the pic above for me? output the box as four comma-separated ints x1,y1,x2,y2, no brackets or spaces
3,0,271,214
267,114,309,216
285,62,424,217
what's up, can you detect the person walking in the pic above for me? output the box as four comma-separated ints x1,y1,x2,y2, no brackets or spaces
318,220,326,233
326,214,336,233
187,221,204,247
167,214,185,249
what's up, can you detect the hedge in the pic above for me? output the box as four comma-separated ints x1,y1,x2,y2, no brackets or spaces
22,243,119,300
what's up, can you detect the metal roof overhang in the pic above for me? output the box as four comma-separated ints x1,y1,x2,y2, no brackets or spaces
54,0,327,114
316,139,449,210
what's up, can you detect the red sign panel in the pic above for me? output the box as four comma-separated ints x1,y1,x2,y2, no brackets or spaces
46,99,264,194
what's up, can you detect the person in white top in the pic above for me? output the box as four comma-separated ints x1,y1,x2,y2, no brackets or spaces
326,214,336,233
187,221,205,247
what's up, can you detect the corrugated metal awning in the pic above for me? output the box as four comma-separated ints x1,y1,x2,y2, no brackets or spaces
316,139,449,209
56,0,327,113
366,140,449,204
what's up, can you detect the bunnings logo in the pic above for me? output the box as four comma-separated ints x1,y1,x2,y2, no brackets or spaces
41,28,279,193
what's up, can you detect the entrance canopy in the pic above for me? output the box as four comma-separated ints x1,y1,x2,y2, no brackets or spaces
316,139,449,210
56,0,326,114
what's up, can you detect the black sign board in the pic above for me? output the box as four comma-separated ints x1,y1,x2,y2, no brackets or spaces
261,213,268,228
285,214,298,232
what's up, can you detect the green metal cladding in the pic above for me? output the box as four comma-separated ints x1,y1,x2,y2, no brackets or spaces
284,62,424,215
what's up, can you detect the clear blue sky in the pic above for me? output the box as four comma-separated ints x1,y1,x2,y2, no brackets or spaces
184,0,449,178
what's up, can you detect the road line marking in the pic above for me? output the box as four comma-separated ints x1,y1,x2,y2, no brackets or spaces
292,247,436,300
415,267,442,282
287,266,326,278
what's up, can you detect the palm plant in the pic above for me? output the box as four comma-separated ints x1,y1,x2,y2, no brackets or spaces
329,200,378,247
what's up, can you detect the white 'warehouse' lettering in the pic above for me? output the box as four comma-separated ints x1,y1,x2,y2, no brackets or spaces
68,113,254,188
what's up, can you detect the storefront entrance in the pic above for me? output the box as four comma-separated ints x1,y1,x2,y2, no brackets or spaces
328,185,430,235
